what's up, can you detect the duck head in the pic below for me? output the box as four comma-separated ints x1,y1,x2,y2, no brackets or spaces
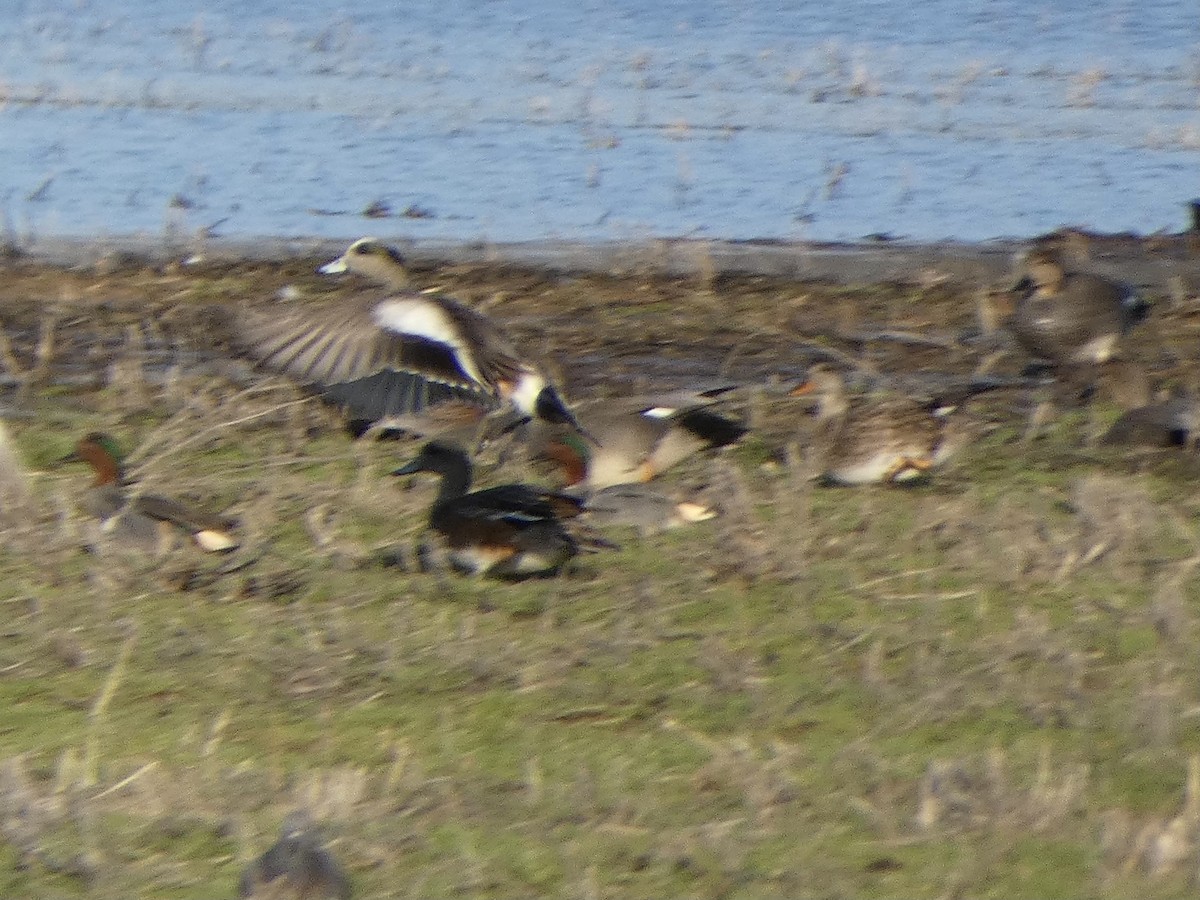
535,430,591,487
1012,248,1066,295
392,440,469,476
60,432,125,487
506,374,596,444
790,364,849,419
318,237,411,287
392,440,474,500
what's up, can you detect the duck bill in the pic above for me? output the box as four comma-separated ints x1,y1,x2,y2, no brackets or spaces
57,449,82,465
391,459,424,477
317,255,349,275
535,387,599,445
1010,274,1034,293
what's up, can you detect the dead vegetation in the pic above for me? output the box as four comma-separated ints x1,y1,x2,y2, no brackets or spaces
0,252,1198,896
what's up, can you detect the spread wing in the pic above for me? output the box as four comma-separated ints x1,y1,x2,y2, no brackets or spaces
235,292,527,421
321,370,496,425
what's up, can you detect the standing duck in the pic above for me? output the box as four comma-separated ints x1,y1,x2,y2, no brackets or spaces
1010,247,1148,365
792,365,963,485
234,238,585,437
393,441,582,578
62,433,238,554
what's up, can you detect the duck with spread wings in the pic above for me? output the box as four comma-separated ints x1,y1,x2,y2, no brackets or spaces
235,238,585,439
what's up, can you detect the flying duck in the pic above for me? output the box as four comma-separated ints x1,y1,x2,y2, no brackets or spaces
234,238,585,437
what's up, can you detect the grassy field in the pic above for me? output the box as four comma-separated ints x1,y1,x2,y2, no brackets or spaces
0,250,1199,898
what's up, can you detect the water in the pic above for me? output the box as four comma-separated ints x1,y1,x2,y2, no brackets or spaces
1,0,1198,246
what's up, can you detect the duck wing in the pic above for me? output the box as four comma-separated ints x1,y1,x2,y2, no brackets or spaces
321,370,495,426
236,294,526,412
370,295,526,388
444,484,580,527
131,494,239,551
236,295,477,388
132,493,233,531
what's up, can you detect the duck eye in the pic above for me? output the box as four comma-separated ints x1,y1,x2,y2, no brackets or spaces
353,242,374,255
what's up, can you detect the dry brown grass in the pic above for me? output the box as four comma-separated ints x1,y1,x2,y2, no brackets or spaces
0,252,1197,897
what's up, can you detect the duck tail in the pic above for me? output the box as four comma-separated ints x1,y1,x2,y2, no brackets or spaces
565,522,620,553
672,408,748,448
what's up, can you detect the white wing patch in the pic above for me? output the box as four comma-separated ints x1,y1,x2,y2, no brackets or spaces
373,299,486,385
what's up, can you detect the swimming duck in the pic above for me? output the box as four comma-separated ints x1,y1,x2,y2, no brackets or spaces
239,813,350,900
234,237,585,437
1009,247,1148,365
393,441,582,577
61,433,238,554
791,365,963,485
529,401,746,490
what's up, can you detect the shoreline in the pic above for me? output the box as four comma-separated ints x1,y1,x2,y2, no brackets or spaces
7,230,1198,289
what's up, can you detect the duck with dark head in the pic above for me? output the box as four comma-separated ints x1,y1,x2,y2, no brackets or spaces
393,440,586,578
61,433,238,555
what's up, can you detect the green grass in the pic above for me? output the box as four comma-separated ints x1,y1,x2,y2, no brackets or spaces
1,263,1200,898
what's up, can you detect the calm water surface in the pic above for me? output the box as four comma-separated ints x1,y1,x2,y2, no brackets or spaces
1,0,1197,245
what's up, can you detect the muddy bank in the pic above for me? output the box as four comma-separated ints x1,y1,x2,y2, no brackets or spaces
1,229,1198,427
9,230,1200,291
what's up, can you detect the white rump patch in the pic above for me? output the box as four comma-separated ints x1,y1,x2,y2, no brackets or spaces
674,502,716,523
195,529,238,552
1073,334,1117,364
510,370,547,416
373,299,485,384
